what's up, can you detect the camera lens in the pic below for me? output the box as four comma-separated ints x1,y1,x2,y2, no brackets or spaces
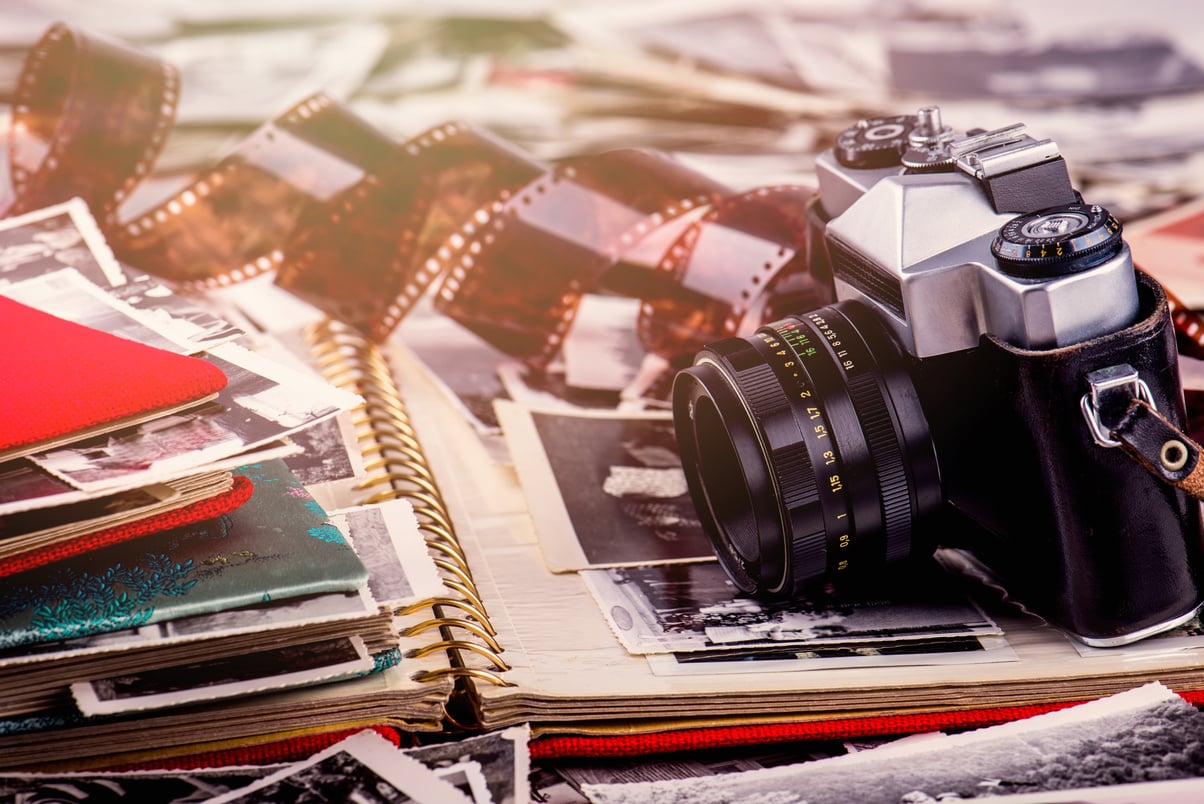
672,300,942,597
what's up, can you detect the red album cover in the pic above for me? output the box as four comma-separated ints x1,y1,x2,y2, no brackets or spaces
0,296,228,454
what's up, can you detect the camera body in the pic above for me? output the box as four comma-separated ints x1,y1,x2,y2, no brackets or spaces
672,107,1204,646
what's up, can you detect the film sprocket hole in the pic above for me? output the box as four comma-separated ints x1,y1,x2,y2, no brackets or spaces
672,106,1204,647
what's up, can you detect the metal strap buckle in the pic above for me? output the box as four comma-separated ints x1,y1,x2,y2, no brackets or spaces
1080,364,1156,448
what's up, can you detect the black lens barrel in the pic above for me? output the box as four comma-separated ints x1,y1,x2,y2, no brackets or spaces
672,299,941,597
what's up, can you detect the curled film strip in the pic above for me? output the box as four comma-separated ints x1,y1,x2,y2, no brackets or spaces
2,21,834,375
8,23,178,222
1164,282,1204,359
1157,281,1204,447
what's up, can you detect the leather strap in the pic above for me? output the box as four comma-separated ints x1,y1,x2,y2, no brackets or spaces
1111,397,1204,499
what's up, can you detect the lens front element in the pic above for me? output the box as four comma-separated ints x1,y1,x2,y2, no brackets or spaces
672,300,941,597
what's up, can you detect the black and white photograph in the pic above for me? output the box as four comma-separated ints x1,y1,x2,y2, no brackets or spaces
203,730,470,804
580,562,1001,655
972,777,1204,803
0,199,125,289
31,341,357,493
401,295,512,435
1,268,193,355
0,459,125,517
0,472,233,565
495,401,712,570
27,400,292,494
496,360,630,413
560,294,647,393
582,683,1204,804
106,266,245,354
0,477,172,541
332,500,444,607
644,634,1016,676
282,415,362,487
407,724,532,804
154,588,376,639
0,766,282,803
0,589,376,670
71,635,373,716
0,203,245,353
429,761,492,804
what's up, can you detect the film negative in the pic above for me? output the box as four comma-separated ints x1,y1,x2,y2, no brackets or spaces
7,23,178,222
635,185,830,360
431,148,729,366
1164,282,1204,359
0,22,839,375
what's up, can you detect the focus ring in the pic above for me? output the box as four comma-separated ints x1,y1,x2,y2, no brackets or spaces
735,361,827,582
846,371,911,562
776,441,825,582
739,362,790,420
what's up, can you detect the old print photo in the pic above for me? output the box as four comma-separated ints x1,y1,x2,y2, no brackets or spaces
72,636,372,716
0,199,125,289
496,401,711,571
407,724,531,804
333,500,444,607
31,342,353,492
584,683,1204,804
581,561,1000,655
203,730,468,804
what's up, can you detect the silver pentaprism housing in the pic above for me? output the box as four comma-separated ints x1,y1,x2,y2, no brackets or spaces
816,111,1138,358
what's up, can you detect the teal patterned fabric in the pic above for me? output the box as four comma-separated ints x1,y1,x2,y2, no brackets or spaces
0,459,367,652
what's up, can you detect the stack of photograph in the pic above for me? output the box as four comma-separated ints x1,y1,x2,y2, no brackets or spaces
0,199,453,770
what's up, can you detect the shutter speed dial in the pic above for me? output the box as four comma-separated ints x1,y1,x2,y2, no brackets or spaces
991,202,1124,279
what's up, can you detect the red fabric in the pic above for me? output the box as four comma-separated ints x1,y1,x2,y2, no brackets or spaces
530,690,1204,759
96,726,404,771
0,475,254,578
0,296,227,452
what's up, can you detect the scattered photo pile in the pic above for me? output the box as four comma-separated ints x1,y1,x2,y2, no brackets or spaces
0,200,444,767
580,683,1204,804
0,725,531,804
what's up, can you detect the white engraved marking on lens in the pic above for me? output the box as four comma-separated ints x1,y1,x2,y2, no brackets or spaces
865,123,905,141
1020,212,1089,239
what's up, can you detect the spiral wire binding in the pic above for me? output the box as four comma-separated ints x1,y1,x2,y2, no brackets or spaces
304,318,513,728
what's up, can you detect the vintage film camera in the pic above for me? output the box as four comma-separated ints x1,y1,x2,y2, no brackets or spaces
672,107,1204,646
